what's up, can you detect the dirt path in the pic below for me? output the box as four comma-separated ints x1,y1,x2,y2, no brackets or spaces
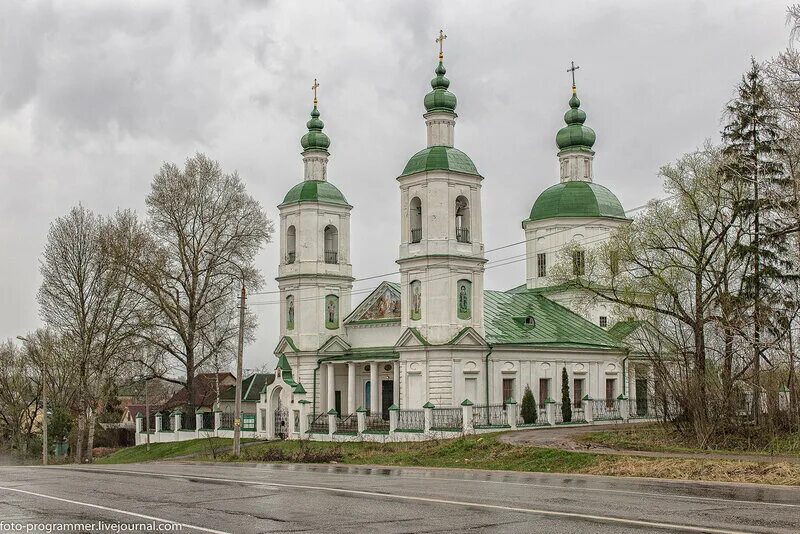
500,423,800,464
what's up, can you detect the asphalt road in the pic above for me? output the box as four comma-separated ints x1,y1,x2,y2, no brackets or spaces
0,462,798,533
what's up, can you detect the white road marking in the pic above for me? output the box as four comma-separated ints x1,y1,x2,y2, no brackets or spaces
202,463,800,510
0,485,231,534
62,467,762,534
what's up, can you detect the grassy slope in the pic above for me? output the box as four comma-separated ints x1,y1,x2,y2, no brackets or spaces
578,424,800,456
96,433,800,485
96,438,247,464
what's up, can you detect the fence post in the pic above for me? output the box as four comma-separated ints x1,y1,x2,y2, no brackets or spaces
298,400,310,436
155,412,163,433
618,394,629,422
135,412,143,435
356,406,367,435
195,410,203,438
583,395,594,424
389,404,399,434
327,409,338,437
423,402,434,434
545,397,556,426
214,410,222,437
461,399,474,433
505,398,517,429
173,409,182,435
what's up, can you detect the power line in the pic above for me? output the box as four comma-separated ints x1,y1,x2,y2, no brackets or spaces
245,196,669,308
247,194,666,301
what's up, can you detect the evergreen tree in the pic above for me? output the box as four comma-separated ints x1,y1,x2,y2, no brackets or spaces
723,58,791,420
520,385,537,424
561,367,572,423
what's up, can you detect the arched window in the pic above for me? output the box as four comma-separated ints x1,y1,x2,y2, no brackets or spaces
324,225,338,264
286,295,295,330
572,249,585,276
286,226,296,264
457,279,472,319
325,294,339,329
410,280,422,320
455,195,470,243
409,197,422,243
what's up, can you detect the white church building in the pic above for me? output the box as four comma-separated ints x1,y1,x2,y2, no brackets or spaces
258,44,654,440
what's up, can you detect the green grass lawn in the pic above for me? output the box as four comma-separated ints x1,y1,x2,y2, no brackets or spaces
578,424,800,456
227,434,597,473
96,438,254,464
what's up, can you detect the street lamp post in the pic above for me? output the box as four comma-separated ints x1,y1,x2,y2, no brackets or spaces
17,336,47,466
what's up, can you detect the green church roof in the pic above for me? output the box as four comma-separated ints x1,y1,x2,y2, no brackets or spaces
556,92,596,151
281,180,350,207
528,181,626,221
300,105,330,151
424,61,457,113
483,289,625,349
401,146,479,177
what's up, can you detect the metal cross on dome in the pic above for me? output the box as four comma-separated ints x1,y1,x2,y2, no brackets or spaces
312,78,319,104
567,61,580,92
436,29,447,60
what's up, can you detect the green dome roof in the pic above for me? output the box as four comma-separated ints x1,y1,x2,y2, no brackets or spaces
281,180,349,206
401,146,479,177
529,181,626,221
556,93,596,151
424,62,457,113
300,105,330,151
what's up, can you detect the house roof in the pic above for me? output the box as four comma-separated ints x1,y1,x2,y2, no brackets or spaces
483,289,625,350
164,372,235,409
607,319,644,341
218,373,275,402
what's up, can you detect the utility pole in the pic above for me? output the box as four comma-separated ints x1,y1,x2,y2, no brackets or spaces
41,361,48,466
234,280,246,457
144,375,151,452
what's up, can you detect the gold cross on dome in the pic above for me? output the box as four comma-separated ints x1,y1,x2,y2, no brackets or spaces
567,61,580,93
311,78,320,104
436,29,447,60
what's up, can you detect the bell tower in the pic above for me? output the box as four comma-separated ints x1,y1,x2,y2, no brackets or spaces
397,33,486,344
277,81,353,351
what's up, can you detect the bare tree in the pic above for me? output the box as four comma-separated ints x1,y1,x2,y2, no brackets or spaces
129,153,272,413
554,147,749,441
37,206,144,462
0,340,39,456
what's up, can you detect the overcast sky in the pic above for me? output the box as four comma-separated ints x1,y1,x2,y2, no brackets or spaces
0,0,792,371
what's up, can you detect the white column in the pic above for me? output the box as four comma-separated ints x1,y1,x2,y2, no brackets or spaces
370,362,379,415
393,361,400,407
347,362,356,415
327,363,336,414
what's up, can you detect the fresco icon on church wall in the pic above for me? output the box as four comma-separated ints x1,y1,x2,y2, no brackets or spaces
361,287,401,320
325,294,339,329
410,280,422,320
457,279,471,319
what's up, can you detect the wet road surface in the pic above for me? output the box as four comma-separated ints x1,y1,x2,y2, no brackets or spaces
0,461,798,533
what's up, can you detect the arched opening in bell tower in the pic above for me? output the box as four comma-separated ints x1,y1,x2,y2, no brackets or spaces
324,225,338,263
410,197,422,243
455,195,470,243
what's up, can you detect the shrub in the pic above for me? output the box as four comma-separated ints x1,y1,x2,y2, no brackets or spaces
520,385,537,424
561,367,572,423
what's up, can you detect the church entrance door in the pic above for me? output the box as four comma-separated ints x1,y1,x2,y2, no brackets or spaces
381,380,394,420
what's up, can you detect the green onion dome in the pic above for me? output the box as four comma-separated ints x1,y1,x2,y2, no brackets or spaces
424,62,457,113
401,146,479,177
555,92,596,150
281,180,349,207
529,181,626,221
300,105,330,151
